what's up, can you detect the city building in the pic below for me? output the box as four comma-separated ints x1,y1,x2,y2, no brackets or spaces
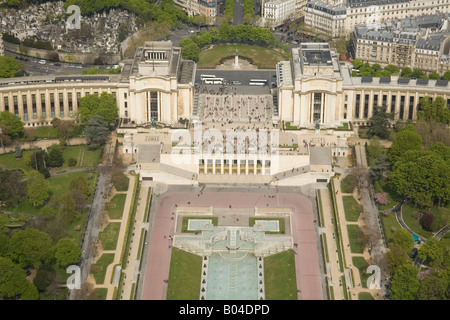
350,14,450,74
174,0,217,20
263,0,298,27
0,41,449,130
304,0,450,38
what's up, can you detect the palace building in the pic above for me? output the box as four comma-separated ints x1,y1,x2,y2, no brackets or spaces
0,40,449,130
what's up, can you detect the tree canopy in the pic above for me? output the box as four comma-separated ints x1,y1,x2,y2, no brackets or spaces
26,170,50,207
388,125,423,163
368,106,390,139
85,115,110,150
0,56,19,78
417,96,450,125
0,111,24,138
7,228,53,268
54,238,81,268
389,264,421,300
78,92,118,125
0,257,29,298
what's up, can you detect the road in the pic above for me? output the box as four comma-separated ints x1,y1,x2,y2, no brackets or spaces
233,0,244,25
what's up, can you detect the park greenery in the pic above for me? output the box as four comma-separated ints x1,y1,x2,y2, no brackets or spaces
0,55,20,78
179,24,288,63
78,92,118,125
352,60,450,80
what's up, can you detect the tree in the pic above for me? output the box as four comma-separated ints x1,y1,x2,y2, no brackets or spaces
33,265,55,292
392,229,415,253
0,56,19,78
352,59,363,69
401,67,412,78
27,148,50,178
0,125,12,153
419,211,434,231
389,264,420,300
26,170,50,207
0,111,24,138
7,228,53,269
58,192,80,225
85,115,110,150
21,283,39,300
411,68,425,78
0,257,28,298
417,273,448,300
384,64,399,75
388,125,423,163
386,242,411,275
15,144,22,159
48,145,64,167
368,106,391,139
370,154,391,181
443,70,450,81
390,151,450,207
0,234,9,257
418,237,441,266
54,238,81,268
428,72,440,80
181,42,200,62
78,92,118,125
0,169,26,208
417,96,450,125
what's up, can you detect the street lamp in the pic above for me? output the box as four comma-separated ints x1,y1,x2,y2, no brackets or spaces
337,135,340,163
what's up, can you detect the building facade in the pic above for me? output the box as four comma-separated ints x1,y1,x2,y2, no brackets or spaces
0,41,449,130
304,0,450,38
174,0,217,19
350,14,450,74
263,0,298,27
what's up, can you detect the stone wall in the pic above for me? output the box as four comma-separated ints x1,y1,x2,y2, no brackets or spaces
4,41,121,64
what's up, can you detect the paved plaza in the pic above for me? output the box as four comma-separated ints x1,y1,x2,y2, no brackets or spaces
139,188,324,300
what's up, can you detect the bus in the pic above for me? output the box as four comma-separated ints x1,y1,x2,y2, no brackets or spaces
249,79,268,86
201,74,216,81
204,78,223,84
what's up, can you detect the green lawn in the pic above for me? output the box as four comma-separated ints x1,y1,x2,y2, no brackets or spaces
358,292,374,300
264,249,297,300
284,122,299,130
61,145,101,169
87,288,108,300
340,174,356,194
380,212,401,244
99,222,121,250
401,204,434,239
166,247,202,300
347,225,366,254
107,194,127,220
374,178,402,211
48,171,93,202
197,44,287,69
0,150,34,173
91,253,115,284
352,257,369,289
342,195,362,222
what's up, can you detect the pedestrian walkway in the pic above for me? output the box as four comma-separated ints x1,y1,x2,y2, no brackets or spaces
332,175,380,299
89,173,137,299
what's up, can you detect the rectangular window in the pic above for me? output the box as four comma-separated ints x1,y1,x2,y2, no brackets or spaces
408,96,414,120
23,95,28,121
373,94,378,108
390,95,396,114
41,94,46,119
32,94,37,119
13,96,18,116
382,94,387,107
355,94,361,118
3,97,9,112
59,93,64,118
50,93,55,118
150,92,158,121
313,93,322,122
400,96,405,119
68,93,73,117
364,94,369,118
